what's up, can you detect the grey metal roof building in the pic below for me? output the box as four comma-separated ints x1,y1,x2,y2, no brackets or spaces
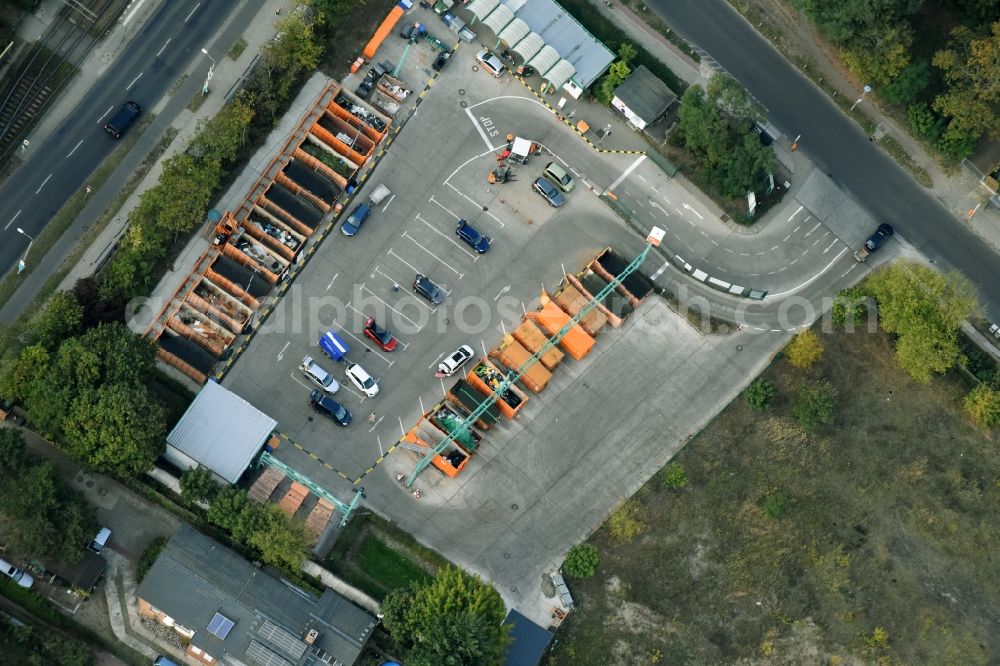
503,609,554,666
136,525,377,666
165,380,277,484
611,65,678,130
466,0,613,91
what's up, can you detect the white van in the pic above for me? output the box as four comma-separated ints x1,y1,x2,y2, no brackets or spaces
0,558,34,588
88,527,112,554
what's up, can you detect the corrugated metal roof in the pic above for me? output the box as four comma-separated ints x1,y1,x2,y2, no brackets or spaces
613,65,677,123
483,4,515,34
510,31,544,62
166,380,276,484
467,0,500,19
504,0,613,86
498,17,530,48
543,59,576,89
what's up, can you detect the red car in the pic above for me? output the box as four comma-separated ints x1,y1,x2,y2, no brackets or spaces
364,318,398,351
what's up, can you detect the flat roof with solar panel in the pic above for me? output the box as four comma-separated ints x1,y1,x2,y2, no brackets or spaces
207,612,236,640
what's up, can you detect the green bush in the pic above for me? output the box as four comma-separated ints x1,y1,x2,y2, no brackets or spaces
136,537,167,583
763,491,789,518
745,378,776,411
661,463,689,489
963,384,1000,427
563,544,600,578
791,382,837,432
608,499,646,542
830,287,872,328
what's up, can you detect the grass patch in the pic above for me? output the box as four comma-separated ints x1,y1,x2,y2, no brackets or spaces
546,325,998,665
187,89,208,112
357,534,433,591
228,37,248,60
878,134,933,187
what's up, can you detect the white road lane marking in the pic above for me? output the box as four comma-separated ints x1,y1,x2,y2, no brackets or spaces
787,205,804,222
840,264,858,279
156,38,171,57
465,107,497,150
184,2,200,23
766,248,851,298
804,221,821,237
35,173,52,194
276,341,290,362
325,272,339,291
97,105,113,123
126,72,142,90
823,240,839,254
66,139,83,158
651,201,670,217
683,203,704,220
5,209,21,230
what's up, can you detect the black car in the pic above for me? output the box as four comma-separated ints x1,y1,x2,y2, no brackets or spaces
864,223,894,252
309,389,352,426
456,219,491,253
104,101,142,139
413,273,445,305
432,50,452,71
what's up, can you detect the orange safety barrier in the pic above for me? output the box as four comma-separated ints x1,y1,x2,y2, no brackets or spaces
363,5,405,59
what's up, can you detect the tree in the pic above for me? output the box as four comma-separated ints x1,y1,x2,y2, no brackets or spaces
786,329,825,370
795,0,922,46
180,467,221,504
964,384,1000,427
247,506,311,571
868,263,979,382
597,59,632,104
882,59,931,105
933,22,1000,150
193,99,256,164
841,21,913,85
661,462,689,489
381,566,509,666
745,378,776,411
791,382,837,432
207,486,250,535
907,102,946,142
24,291,83,350
62,382,165,476
830,286,874,328
563,544,600,578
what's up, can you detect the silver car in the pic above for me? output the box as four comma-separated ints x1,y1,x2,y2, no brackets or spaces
300,355,340,394
476,49,505,78
543,161,575,192
438,344,475,376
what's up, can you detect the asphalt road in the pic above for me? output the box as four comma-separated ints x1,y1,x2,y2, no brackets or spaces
646,0,1000,320
0,0,238,275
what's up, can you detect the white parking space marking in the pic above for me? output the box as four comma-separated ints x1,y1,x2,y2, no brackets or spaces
334,308,396,367
369,271,436,315
416,214,478,260
398,417,406,436
394,239,463,279
346,302,409,350
289,374,312,391
368,415,384,433
419,395,425,414
480,339,488,356
381,193,396,213
377,436,384,456
325,272,339,291
429,195,460,220
340,384,367,402
66,139,83,158
363,278,429,322
440,377,446,396
428,351,447,370
445,182,506,228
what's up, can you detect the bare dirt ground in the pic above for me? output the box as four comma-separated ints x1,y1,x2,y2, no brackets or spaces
545,326,998,665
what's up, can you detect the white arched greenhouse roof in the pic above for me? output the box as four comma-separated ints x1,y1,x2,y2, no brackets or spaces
466,0,499,21
526,44,559,75
482,5,515,34
497,18,530,48
542,59,575,89
510,32,544,62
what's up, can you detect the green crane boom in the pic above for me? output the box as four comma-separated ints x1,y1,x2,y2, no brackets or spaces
259,451,365,526
406,238,660,487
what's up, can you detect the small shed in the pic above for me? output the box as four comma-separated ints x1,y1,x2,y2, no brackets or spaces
611,65,677,130
503,609,554,665
164,380,277,484
52,551,107,593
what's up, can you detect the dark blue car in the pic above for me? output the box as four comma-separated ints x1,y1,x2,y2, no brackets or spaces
341,203,370,236
456,219,491,253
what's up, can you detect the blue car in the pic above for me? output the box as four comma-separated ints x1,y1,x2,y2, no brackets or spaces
456,219,491,253
532,177,565,208
341,203,370,236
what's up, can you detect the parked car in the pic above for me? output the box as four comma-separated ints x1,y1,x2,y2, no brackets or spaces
364,318,398,351
438,344,475,376
476,49,505,77
300,355,340,393
413,273,445,305
104,101,141,139
456,219,491,253
532,176,565,207
341,203,371,236
310,389,352,426
345,362,379,397
0,558,33,589
543,161,575,192
432,50,452,71
87,527,112,554
864,223,894,251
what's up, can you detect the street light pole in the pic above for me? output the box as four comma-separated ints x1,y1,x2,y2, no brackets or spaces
850,84,872,111
200,48,216,95
15,227,34,274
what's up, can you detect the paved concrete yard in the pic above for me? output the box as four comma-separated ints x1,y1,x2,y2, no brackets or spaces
222,43,788,624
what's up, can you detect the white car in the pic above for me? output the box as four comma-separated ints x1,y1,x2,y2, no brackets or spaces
438,344,475,376
476,49,505,78
0,558,33,589
88,527,112,554
345,362,379,397
300,355,340,394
